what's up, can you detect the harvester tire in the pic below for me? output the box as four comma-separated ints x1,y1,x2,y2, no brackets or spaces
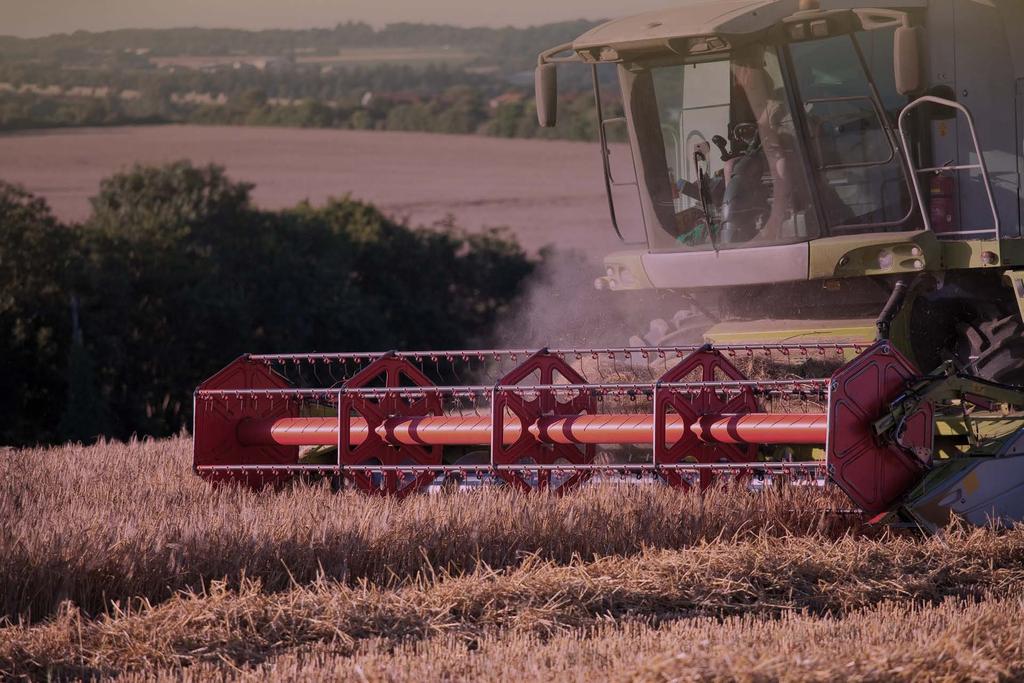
960,312,1024,386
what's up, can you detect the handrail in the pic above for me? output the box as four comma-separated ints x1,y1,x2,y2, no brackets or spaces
897,95,1000,238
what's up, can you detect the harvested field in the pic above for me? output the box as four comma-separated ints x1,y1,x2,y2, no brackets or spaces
0,438,858,622
0,126,637,254
3,438,1023,680
107,596,1024,682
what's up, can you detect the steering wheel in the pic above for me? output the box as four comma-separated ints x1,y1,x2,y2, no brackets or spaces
711,122,760,162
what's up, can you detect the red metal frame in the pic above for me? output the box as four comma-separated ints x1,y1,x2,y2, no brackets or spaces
192,341,942,516
194,356,298,488
826,342,932,514
654,348,759,489
338,355,443,497
490,350,596,494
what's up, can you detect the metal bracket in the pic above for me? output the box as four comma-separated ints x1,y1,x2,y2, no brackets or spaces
874,363,1024,440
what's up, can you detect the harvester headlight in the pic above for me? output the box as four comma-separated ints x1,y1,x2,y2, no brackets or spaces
877,249,894,270
913,260,924,270
604,266,621,290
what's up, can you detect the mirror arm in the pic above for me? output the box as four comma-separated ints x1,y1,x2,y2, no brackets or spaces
538,42,579,67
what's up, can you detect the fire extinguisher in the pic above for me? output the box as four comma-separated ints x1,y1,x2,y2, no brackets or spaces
929,172,956,232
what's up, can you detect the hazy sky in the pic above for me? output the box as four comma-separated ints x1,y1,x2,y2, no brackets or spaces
1,0,681,38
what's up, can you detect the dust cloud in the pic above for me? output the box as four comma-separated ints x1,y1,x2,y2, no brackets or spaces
494,248,688,350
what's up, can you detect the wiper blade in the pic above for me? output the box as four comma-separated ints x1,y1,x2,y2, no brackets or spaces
694,149,719,254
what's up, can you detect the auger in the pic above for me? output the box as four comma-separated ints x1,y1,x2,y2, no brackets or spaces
194,341,1024,530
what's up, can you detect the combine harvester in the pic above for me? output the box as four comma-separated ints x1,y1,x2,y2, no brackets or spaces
195,0,1024,529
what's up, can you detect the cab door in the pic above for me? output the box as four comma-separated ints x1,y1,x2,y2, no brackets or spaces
786,31,916,234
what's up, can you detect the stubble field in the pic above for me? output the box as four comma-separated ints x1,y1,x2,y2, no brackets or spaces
3,438,1024,681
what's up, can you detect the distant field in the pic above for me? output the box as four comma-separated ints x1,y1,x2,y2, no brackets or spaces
0,125,637,254
2,438,1023,680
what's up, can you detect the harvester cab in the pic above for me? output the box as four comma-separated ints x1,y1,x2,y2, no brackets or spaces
537,0,1024,384
193,0,1024,532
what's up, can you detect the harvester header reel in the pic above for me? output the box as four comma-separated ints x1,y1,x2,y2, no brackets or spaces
192,338,1024,528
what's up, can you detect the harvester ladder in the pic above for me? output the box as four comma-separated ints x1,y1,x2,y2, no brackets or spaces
897,95,1000,238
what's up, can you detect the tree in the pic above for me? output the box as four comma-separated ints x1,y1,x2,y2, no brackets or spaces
0,182,77,444
140,77,174,119
79,162,256,437
87,160,253,242
57,296,107,443
348,109,373,130
485,101,526,138
1,162,535,444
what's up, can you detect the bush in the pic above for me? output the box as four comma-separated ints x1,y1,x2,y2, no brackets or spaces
0,162,534,445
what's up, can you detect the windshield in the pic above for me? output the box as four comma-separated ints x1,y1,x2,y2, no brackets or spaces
629,44,820,252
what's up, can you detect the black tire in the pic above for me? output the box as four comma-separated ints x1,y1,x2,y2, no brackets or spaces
959,312,1024,385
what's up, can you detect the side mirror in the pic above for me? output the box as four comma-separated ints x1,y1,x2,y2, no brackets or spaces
894,25,923,96
535,63,558,127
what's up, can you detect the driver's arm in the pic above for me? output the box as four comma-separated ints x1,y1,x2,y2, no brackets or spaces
677,171,724,203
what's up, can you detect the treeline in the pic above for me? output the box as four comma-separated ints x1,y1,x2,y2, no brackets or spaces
0,61,501,102
0,91,157,129
0,86,609,140
0,20,599,72
0,20,619,139
190,86,605,139
0,163,534,446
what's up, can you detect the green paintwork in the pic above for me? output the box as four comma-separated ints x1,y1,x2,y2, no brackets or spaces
703,318,876,345
602,234,1024,293
811,234,1019,276
935,413,1024,440
870,371,1024,530
1003,269,1024,321
807,231,938,279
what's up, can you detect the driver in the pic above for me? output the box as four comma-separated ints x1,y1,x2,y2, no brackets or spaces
671,46,798,247
728,45,796,242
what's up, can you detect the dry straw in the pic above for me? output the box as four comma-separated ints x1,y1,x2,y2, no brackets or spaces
3,528,1024,678
5,438,1023,681
111,595,1024,682
2,437,859,622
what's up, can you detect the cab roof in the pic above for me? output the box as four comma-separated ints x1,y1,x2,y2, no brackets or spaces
572,0,793,53
570,0,927,54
